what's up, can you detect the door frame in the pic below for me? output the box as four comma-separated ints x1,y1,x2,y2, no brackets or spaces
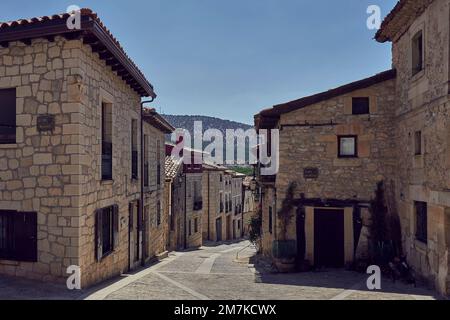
304,206,354,266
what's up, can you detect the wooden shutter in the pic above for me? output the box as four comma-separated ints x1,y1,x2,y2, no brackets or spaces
113,205,119,250
95,209,103,261
13,212,37,262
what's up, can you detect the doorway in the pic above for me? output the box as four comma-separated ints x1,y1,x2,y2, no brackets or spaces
216,217,222,242
314,208,345,268
128,201,140,270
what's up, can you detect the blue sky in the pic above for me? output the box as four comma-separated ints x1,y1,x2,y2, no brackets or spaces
1,0,397,124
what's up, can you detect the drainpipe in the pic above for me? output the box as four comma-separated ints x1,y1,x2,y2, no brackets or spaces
140,98,154,267
184,174,187,249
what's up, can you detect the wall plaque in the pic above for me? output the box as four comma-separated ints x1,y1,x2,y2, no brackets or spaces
37,115,55,132
303,167,319,179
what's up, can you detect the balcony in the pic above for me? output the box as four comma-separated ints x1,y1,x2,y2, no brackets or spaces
193,200,203,211
102,141,113,180
131,150,138,180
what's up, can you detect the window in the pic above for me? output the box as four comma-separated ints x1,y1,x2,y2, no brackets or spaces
415,201,427,243
352,97,370,115
189,220,192,236
0,210,37,262
157,201,161,226
0,88,16,144
412,30,424,76
238,220,241,230
220,174,223,183
101,103,113,180
219,192,224,213
95,205,119,261
414,131,422,155
268,206,273,234
338,136,357,158
194,218,198,233
131,119,138,180
143,135,149,187
193,180,202,211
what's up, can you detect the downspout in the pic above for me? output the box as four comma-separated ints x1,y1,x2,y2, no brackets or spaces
140,98,155,267
184,174,187,249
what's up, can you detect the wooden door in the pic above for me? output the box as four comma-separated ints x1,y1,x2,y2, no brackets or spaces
314,209,345,268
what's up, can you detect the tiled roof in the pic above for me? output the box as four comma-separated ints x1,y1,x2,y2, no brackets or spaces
143,108,175,134
375,0,434,43
165,156,182,180
0,9,155,97
255,69,396,129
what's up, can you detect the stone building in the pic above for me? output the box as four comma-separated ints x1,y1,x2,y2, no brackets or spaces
242,176,256,237
375,0,450,295
202,162,226,242
231,172,245,240
164,144,203,249
254,0,450,295
0,9,173,288
165,149,185,251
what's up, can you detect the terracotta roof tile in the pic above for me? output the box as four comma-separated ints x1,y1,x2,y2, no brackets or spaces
165,156,182,180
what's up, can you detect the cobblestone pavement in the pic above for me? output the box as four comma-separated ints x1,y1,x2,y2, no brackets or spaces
0,240,442,300
87,240,441,300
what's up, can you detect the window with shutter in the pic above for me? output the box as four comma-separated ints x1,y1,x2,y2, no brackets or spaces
95,205,118,261
0,88,17,144
0,210,37,262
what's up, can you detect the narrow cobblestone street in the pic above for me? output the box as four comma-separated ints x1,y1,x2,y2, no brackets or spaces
2,240,439,300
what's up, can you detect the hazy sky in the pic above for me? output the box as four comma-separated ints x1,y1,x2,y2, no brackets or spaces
1,0,397,124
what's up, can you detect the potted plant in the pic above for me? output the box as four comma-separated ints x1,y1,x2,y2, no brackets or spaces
272,182,297,273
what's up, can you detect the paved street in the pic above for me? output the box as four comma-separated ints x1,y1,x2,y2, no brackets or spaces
0,240,441,300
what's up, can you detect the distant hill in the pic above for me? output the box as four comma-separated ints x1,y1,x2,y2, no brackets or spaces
161,115,253,135
161,114,254,165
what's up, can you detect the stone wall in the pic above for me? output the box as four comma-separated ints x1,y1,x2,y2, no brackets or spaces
186,172,203,248
202,169,223,242
72,37,143,287
0,37,84,282
270,79,396,246
144,127,166,260
391,0,450,295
